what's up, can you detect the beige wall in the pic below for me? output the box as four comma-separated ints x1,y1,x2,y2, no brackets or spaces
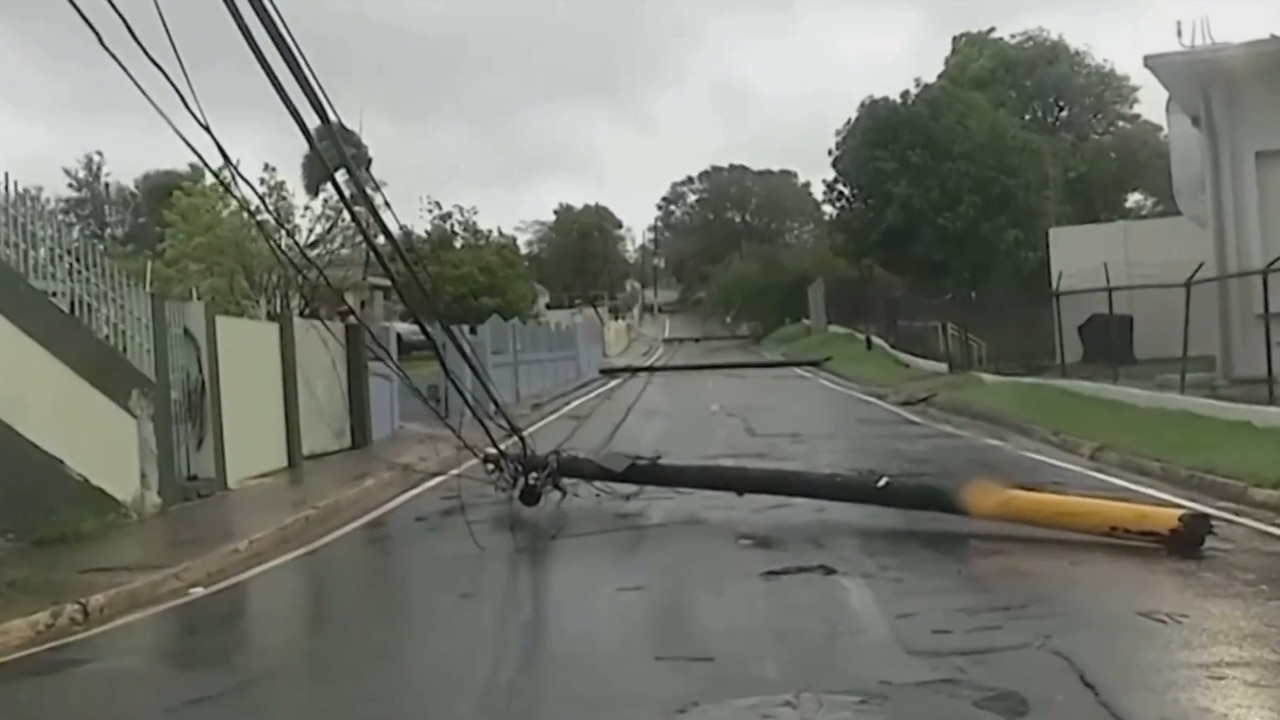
603,319,630,356
0,312,144,505
216,316,289,488
293,319,352,457
1049,216,1220,364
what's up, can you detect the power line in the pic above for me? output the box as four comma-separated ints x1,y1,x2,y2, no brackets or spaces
104,0,508,458
256,0,406,298
261,0,407,233
112,0,510,451
149,0,207,126
71,0,507,466
221,0,532,461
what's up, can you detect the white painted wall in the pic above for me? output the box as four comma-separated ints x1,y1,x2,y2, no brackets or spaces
216,316,289,488
1149,44,1280,381
0,312,143,505
1049,216,1219,364
293,319,352,457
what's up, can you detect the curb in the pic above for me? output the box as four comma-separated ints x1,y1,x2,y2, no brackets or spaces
920,396,1280,515
816,368,1280,517
0,385,603,659
0,453,461,657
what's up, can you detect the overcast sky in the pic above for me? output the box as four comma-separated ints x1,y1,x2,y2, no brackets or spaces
0,1,1275,239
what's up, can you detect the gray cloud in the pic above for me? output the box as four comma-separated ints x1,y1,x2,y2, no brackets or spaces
1,1,1276,234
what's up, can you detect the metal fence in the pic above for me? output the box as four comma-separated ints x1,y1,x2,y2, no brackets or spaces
0,172,155,377
1050,259,1280,405
822,273,1057,375
823,260,1280,406
405,314,603,425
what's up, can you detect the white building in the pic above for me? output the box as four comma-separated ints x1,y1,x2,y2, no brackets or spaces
1143,36,1280,381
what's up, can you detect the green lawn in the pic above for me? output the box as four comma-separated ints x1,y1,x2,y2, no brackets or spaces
765,324,1280,488
765,325,932,387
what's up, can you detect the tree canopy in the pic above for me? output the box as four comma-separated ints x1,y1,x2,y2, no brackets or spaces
41,150,537,325
645,163,832,331
655,164,826,293
393,199,535,326
59,151,205,253
824,27,1176,301
524,202,630,307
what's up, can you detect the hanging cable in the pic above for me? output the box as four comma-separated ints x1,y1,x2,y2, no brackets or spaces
231,0,524,448
261,0,406,233
221,0,532,461
97,0,511,463
150,0,208,126
70,0,510,467
112,0,518,459
258,0,406,280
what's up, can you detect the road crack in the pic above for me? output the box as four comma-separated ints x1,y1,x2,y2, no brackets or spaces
720,408,807,440
1047,647,1127,720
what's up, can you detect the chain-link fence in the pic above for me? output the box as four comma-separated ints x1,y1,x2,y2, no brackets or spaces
823,259,1280,405
1052,259,1280,405
823,272,1057,375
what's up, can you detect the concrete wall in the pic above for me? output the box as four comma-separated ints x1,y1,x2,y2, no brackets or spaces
0,257,161,539
1151,51,1280,380
215,316,290,488
0,311,143,506
0,249,377,539
1049,216,1220,364
604,319,630,357
293,318,351,457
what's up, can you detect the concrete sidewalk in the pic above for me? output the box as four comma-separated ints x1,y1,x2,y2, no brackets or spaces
0,377,617,657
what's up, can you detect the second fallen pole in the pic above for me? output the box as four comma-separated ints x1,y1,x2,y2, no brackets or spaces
600,357,830,376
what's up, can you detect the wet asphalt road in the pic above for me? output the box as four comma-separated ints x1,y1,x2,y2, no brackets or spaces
4,317,1280,719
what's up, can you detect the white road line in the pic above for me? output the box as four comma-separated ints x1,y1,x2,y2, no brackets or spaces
792,367,1280,539
0,342,668,664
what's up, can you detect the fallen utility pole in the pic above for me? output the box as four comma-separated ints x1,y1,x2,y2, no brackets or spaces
506,453,1212,558
600,357,829,376
663,334,755,343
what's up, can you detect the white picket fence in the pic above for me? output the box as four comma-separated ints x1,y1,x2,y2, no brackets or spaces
393,314,598,428
367,314,604,440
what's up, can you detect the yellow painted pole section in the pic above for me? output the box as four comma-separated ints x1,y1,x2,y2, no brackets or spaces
958,480,1206,550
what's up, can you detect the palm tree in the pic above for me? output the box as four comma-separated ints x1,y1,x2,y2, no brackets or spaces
300,122,374,198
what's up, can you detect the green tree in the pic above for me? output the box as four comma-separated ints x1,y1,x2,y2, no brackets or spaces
705,243,840,335
58,151,135,246
122,165,206,252
826,79,1050,300
938,27,1176,221
148,173,284,316
524,203,630,306
300,122,374,198
654,164,826,292
395,199,535,326
254,163,366,315
57,152,204,253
